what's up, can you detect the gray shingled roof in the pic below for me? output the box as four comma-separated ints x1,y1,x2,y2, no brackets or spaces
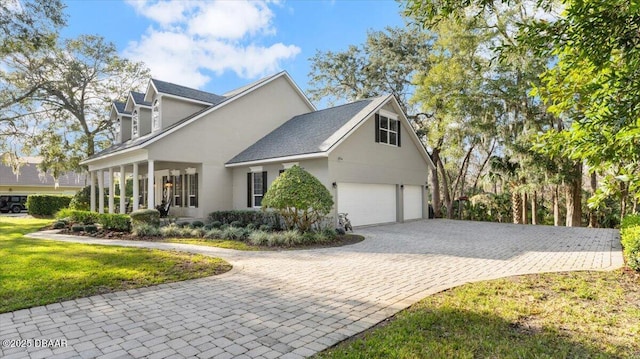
131,91,151,106
113,101,129,114
0,162,87,187
152,79,226,105
227,99,373,164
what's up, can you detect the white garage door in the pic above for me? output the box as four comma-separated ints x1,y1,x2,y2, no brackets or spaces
337,183,396,227
403,185,423,221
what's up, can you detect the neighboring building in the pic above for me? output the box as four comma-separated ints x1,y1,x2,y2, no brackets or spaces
81,72,434,227
0,158,87,198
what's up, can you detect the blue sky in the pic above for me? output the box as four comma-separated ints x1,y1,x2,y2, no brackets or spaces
60,0,407,100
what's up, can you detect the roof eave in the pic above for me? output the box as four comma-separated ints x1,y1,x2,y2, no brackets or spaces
225,152,328,168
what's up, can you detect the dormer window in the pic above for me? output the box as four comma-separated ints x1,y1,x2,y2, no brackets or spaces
132,110,139,137
152,99,160,131
115,119,121,139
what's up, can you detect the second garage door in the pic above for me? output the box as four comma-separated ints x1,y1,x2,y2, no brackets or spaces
337,183,396,227
403,185,423,221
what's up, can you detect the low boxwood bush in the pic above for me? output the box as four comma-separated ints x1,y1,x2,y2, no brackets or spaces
71,224,84,232
27,194,72,216
208,210,281,229
230,221,244,228
191,220,204,228
98,213,130,232
84,224,98,233
52,221,66,229
211,221,222,229
621,215,640,271
130,209,160,227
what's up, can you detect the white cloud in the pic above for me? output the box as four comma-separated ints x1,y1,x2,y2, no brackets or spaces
124,0,299,89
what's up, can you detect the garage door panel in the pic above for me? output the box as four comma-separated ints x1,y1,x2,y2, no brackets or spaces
403,185,423,221
337,183,396,227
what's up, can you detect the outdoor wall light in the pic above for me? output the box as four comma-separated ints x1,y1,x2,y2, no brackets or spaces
332,182,337,188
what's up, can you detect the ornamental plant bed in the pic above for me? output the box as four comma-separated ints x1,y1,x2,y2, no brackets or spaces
53,225,364,251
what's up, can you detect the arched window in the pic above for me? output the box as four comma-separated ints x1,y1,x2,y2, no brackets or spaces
132,110,139,137
152,99,160,130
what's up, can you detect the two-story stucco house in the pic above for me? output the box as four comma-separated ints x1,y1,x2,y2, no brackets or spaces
81,72,434,227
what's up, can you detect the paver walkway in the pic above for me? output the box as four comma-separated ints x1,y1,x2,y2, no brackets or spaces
1,220,623,359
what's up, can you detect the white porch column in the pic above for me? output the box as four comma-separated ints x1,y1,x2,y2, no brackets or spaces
97,170,104,214
90,171,96,212
108,167,114,214
132,163,139,211
119,165,126,214
147,160,155,209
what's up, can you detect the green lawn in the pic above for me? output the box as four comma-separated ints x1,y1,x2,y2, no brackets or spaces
317,270,640,359
0,217,231,313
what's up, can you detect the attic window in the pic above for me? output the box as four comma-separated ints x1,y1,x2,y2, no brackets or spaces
375,112,401,147
132,110,139,137
152,99,160,130
115,119,121,136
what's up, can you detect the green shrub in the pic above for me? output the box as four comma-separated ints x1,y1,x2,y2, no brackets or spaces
98,213,130,232
55,209,100,224
190,228,206,238
71,224,84,232
160,224,182,237
207,210,281,228
84,224,98,233
203,224,213,231
221,226,247,240
248,230,270,245
26,194,72,216
230,220,244,228
621,214,640,229
259,224,272,232
132,223,160,237
204,229,223,239
621,220,640,271
130,209,160,227
211,221,222,229
246,223,257,230
262,165,333,232
191,220,204,228
52,221,66,229
177,221,190,228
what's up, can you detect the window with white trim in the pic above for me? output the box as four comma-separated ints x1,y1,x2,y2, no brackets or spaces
115,119,121,140
378,115,399,146
132,110,139,137
247,171,267,208
173,174,182,207
152,99,160,131
187,173,198,208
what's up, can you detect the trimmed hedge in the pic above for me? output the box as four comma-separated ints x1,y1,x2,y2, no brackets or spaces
56,209,100,224
621,214,640,272
130,209,160,227
208,210,281,229
27,195,72,216
98,213,131,232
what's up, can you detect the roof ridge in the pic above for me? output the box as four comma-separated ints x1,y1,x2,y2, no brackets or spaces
151,78,222,97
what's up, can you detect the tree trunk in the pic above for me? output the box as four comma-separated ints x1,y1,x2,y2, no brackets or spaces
437,156,454,219
431,149,442,218
620,182,629,218
588,172,598,227
531,191,537,225
522,191,528,224
553,185,561,226
512,190,522,224
565,164,582,227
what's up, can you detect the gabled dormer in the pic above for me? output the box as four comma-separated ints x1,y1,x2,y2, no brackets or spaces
144,79,227,132
125,91,152,139
110,101,131,143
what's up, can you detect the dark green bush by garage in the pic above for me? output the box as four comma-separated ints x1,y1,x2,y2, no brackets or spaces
26,195,72,216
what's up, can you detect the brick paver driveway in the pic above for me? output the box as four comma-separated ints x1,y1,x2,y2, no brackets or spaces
2,220,623,359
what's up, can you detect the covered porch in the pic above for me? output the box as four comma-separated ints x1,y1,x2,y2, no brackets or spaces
85,150,202,218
